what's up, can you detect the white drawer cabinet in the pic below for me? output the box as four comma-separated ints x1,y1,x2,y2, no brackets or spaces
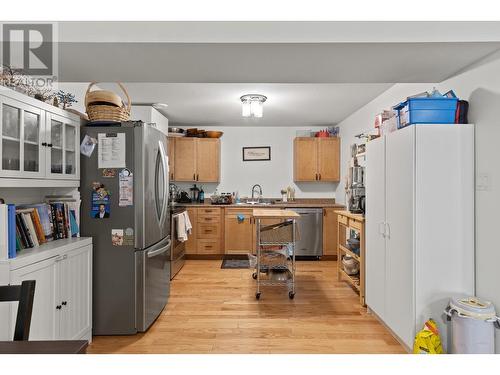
0,88,80,185
0,238,92,341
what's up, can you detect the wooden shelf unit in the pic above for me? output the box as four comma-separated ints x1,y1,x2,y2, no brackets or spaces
335,210,365,305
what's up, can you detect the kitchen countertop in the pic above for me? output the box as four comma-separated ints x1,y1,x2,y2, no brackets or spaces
173,198,344,209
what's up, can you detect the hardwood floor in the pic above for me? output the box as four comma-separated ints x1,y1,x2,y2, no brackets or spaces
88,260,405,354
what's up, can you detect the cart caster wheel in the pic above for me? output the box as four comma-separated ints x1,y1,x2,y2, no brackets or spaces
255,292,261,300
252,273,257,280
289,292,295,299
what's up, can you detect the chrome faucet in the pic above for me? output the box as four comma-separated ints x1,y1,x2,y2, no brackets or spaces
251,184,263,202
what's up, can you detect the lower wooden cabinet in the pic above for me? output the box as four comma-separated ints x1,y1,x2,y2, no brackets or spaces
224,209,255,254
323,208,339,256
185,207,223,254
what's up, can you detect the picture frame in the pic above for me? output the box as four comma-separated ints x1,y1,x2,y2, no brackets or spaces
242,146,271,161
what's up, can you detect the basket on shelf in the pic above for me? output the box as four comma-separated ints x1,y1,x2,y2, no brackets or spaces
85,82,131,122
259,221,300,244
260,250,287,266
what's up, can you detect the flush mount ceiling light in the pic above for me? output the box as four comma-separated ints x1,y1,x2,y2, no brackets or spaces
240,94,267,118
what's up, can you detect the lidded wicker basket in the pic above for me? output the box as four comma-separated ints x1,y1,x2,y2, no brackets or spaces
85,82,131,122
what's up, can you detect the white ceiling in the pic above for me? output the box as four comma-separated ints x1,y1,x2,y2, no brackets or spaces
57,21,500,126
59,42,500,83
104,83,393,127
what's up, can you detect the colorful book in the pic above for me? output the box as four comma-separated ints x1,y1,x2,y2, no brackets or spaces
31,209,46,244
7,204,16,258
16,214,29,249
69,209,79,237
15,226,23,251
18,213,34,248
22,212,39,247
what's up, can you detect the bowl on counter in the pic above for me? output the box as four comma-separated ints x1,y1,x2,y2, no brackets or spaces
205,130,223,138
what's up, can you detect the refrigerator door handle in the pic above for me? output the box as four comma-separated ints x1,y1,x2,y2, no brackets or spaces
154,141,168,228
158,141,169,227
147,238,171,258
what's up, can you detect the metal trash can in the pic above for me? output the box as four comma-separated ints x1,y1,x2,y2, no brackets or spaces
445,297,500,354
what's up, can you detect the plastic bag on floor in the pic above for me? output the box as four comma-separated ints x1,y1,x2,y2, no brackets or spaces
413,319,444,354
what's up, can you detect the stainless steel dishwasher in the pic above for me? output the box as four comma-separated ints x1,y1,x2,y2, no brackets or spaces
289,208,323,257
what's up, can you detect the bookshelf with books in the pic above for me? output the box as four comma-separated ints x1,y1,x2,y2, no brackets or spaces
0,89,91,342
0,198,81,261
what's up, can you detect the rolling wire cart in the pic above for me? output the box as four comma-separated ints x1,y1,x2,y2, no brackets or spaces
252,209,300,300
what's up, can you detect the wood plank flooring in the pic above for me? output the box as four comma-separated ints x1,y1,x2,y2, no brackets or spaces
88,260,404,354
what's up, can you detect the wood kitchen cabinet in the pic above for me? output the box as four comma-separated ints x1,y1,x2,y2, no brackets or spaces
322,208,339,256
224,209,255,255
173,138,220,182
294,137,340,182
185,207,223,254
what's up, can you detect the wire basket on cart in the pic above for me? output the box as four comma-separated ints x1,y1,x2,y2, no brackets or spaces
253,217,299,300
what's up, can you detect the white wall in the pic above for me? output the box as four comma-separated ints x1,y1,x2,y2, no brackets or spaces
336,51,500,352
174,126,339,199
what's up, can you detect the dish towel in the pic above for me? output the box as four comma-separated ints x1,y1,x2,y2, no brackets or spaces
177,211,192,242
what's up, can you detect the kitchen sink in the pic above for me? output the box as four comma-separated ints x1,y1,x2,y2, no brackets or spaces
235,199,276,205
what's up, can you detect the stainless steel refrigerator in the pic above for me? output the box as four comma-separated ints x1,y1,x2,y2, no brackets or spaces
80,122,171,335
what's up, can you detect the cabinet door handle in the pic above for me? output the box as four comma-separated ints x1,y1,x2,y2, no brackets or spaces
385,223,391,239
196,174,199,181
61,301,67,306
56,305,62,310
193,173,196,180
47,143,53,148
318,173,321,180
41,142,47,146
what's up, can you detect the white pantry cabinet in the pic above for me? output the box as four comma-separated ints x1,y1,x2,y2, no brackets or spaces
0,238,92,341
365,124,475,351
0,88,80,186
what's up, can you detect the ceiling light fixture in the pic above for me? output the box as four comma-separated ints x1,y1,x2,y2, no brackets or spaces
240,94,267,118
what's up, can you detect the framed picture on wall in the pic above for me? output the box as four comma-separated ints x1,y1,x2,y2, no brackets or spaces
242,146,271,161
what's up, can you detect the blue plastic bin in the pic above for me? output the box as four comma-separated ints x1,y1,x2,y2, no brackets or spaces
393,97,458,128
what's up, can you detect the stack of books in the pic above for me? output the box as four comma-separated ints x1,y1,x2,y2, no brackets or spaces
0,197,80,260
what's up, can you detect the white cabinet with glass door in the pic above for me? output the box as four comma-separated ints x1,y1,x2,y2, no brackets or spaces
45,112,79,180
0,89,80,184
0,96,45,178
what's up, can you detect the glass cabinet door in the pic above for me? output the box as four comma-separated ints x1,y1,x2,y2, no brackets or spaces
23,110,41,173
46,112,79,179
1,103,21,172
50,119,63,175
64,124,77,176
0,96,43,177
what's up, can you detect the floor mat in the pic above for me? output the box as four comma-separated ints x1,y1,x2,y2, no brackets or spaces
221,256,250,269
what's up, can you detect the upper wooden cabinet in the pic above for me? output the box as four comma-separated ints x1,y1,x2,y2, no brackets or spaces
172,138,220,182
294,137,340,182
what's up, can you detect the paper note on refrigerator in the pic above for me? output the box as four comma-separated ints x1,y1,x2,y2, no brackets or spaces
98,133,126,168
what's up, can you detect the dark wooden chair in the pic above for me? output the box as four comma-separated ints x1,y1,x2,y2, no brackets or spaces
0,280,36,341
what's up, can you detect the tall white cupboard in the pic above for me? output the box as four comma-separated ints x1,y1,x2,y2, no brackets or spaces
365,124,475,351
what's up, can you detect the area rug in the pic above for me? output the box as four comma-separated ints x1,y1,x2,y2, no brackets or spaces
221,255,250,269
